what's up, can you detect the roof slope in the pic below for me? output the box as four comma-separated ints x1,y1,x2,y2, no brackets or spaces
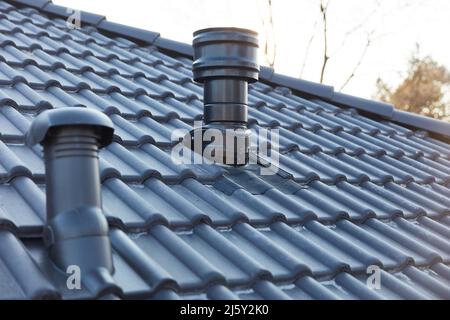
1,0,450,299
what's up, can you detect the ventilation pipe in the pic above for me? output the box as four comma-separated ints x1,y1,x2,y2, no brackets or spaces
191,27,260,166
26,108,114,277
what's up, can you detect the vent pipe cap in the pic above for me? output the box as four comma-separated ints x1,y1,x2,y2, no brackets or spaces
25,108,115,277
193,27,259,83
26,108,114,147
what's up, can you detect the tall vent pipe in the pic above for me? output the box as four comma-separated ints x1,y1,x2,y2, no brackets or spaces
26,108,114,281
192,27,260,166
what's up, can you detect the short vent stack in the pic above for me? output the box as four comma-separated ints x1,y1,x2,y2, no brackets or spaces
191,27,260,166
26,108,115,292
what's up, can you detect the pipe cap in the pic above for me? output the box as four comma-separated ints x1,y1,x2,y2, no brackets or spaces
26,108,114,148
193,27,259,83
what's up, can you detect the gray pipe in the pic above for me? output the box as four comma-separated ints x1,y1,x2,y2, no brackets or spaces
192,27,260,166
26,108,114,276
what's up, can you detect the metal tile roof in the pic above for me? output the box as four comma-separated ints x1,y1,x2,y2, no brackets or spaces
1,0,450,299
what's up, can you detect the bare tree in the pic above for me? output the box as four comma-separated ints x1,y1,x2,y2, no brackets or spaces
331,1,380,57
339,31,373,91
260,0,277,68
261,0,418,92
311,0,381,87
299,15,319,77
319,0,330,83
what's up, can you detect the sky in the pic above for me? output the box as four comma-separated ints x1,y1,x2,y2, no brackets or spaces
54,0,450,100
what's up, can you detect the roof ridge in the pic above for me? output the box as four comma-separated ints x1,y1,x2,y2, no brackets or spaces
9,0,450,139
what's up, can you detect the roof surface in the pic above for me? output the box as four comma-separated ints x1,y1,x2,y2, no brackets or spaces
1,0,450,300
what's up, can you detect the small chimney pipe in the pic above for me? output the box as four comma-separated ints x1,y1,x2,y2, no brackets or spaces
26,108,114,275
192,27,260,166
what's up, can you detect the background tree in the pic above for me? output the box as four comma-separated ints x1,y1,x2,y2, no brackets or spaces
260,0,381,89
259,0,425,92
376,47,450,119
260,0,277,68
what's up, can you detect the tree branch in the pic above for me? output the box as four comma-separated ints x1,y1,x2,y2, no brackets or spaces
267,0,276,68
331,0,380,57
299,14,320,77
319,0,330,83
339,31,374,91
260,0,277,68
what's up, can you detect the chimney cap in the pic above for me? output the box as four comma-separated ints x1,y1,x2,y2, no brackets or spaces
193,27,258,39
26,108,114,147
193,27,259,83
